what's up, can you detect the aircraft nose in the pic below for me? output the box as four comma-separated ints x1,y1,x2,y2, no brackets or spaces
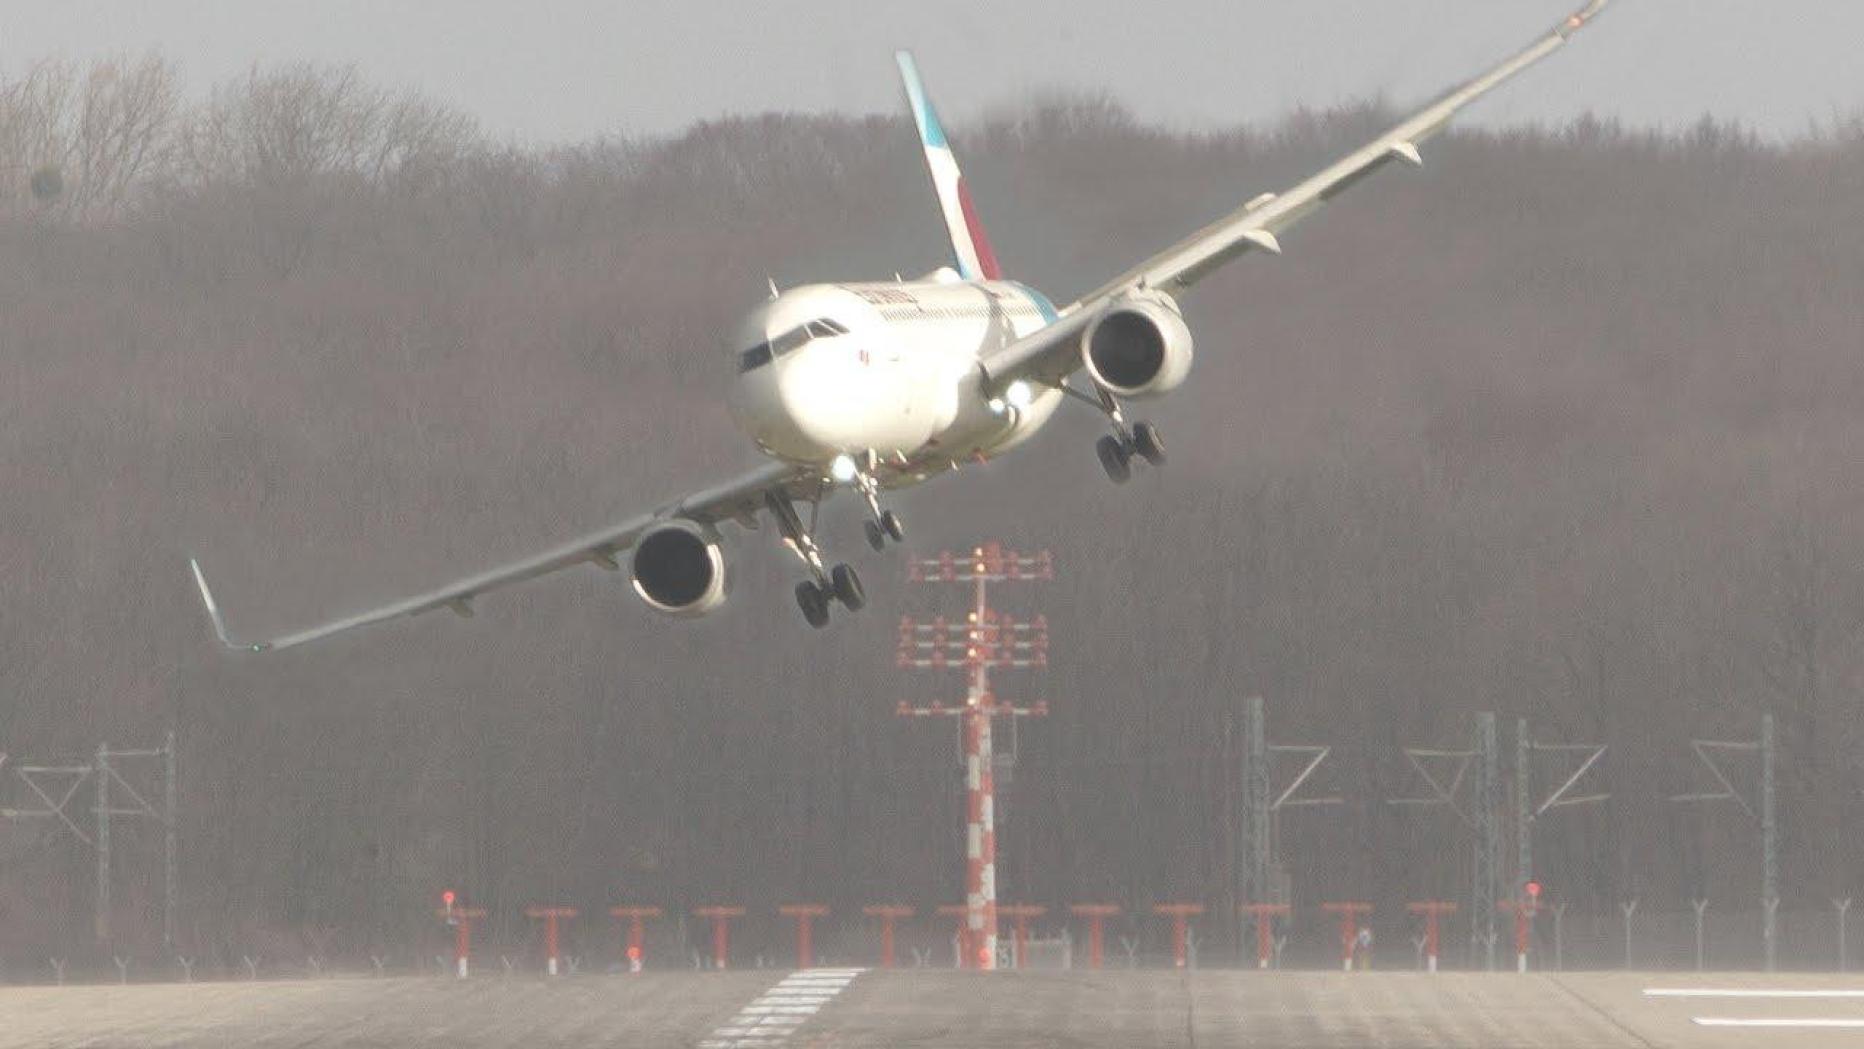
772,353,845,455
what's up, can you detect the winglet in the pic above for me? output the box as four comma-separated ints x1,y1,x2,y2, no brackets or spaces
896,50,1003,281
189,558,268,653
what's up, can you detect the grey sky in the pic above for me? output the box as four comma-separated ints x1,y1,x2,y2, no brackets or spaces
0,1,1856,143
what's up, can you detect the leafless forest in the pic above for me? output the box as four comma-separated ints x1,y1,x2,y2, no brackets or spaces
2,57,1862,968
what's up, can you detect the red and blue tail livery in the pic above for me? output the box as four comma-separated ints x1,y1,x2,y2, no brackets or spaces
896,51,1002,282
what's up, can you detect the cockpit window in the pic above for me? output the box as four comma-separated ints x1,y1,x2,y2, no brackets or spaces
738,318,847,373
771,325,811,357
737,342,772,373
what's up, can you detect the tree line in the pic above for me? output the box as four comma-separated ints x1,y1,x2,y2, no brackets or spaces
0,56,1861,966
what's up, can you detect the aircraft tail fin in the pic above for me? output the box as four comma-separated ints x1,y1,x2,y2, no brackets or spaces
896,51,1002,281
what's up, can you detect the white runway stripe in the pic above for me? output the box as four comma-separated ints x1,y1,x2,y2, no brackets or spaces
1646,988,1864,998
1693,1018,1864,1028
699,968,866,1049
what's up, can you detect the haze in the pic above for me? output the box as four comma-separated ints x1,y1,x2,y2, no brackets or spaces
3,0,1863,999
0,0,1857,143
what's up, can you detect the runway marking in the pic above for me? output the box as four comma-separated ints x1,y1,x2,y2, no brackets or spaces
1693,1017,1864,1028
1645,988,1864,998
698,968,865,1049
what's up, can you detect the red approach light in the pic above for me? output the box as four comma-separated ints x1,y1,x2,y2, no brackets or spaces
442,890,456,908
626,946,642,961
1526,881,1542,899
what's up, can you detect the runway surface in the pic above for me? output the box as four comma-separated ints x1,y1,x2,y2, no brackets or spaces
4,969,1862,1047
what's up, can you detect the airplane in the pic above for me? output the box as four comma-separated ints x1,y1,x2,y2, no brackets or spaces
190,0,1616,650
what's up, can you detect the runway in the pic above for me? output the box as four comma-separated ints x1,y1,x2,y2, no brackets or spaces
3,969,1861,1047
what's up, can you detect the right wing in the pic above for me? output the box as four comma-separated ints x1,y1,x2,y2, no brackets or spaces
979,0,1615,392
191,459,818,652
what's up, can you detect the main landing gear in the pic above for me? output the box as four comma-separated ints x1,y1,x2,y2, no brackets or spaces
766,490,865,628
1090,387,1165,484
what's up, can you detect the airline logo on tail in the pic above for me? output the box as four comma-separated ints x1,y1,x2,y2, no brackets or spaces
897,51,1001,281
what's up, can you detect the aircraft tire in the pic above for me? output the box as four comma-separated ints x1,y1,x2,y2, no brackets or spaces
831,563,866,610
881,510,905,542
865,519,886,552
796,581,831,628
1133,421,1166,466
1096,434,1132,483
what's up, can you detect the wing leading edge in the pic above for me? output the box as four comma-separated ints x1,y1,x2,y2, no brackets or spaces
978,0,1616,393
191,460,812,652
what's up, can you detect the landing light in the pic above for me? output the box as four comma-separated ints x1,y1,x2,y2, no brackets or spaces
830,454,859,483
987,398,1007,415
1005,380,1034,409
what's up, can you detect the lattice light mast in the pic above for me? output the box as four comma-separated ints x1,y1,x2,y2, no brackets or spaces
896,543,1051,971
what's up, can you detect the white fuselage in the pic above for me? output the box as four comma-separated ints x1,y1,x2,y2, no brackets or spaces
726,271,1066,488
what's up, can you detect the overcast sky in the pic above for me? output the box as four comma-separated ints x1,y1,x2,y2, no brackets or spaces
0,1,1855,143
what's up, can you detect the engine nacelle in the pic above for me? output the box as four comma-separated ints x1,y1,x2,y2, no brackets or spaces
630,520,728,617
1081,293,1194,399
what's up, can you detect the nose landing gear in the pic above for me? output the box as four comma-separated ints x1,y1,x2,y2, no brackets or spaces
864,510,906,552
842,451,906,551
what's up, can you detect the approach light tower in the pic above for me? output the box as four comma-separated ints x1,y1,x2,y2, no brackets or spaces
896,543,1051,971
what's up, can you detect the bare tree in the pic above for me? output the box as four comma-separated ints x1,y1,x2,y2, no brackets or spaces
177,63,476,189
0,54,179,220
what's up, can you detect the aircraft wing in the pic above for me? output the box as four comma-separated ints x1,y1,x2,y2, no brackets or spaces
979,0,1614,392
191,459,815,652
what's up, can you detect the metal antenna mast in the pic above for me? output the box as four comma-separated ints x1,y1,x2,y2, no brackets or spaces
1514,718,1609,903
2,737,178,948
1516,720,1530,910
1239,696,1272,909
897,543,1051,970
1671,712,1779,970
1386,715,1488,966
96,743,111,942
164,730,178,952
1236,694,1341,965
1506,718,1608,970
1472,713,1501,970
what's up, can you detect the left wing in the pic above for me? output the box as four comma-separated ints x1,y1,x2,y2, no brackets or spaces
191,459,816,652
979,0,1615,392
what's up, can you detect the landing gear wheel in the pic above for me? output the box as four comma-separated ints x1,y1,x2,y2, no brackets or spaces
880,509,905,543
1132,421,1166,466
795,581,831,628
1096,434,1133,484
864,519,886,552
830,563,866,610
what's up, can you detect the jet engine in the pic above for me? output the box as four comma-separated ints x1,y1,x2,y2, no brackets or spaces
630,519,728,616
1081,293,1194,399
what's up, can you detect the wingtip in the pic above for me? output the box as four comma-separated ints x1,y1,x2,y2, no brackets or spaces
1557,0,1613,38
189,556,265,653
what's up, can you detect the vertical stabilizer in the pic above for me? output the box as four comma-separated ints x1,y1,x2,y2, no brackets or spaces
896,51,1002,281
